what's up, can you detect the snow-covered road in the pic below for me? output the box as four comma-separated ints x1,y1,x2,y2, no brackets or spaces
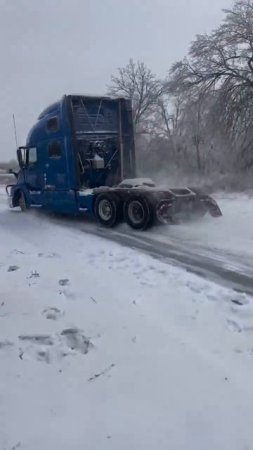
48,192,253,294
1,188,253,449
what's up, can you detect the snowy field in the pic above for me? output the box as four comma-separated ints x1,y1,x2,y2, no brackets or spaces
1,188,253,450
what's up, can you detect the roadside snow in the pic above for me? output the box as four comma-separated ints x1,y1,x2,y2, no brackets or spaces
1,189,253,450
145,192,253,260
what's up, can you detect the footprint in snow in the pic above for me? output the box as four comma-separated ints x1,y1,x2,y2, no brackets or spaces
42,307,63,320
140,280,155,288
8,265,19,272
231,295,249,306
18,334,54,345
227,319,242,333
231,302,253,318
115,256,126,263
38,252,60,259
207,294,218,302
11,249,25,255
58,279,70,286
37,349,51,363
61,328,93,354
17,329,93,363
27,270,40,279
186,281,203,294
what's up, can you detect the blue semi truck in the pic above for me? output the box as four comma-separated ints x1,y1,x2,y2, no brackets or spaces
6,94,222,229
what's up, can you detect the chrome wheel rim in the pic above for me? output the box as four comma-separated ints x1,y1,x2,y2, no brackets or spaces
98,199,112,221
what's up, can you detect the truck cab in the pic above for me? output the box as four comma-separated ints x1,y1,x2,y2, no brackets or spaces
7,95,136,215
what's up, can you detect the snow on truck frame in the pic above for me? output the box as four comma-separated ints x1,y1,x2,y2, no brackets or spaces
6,94,222,229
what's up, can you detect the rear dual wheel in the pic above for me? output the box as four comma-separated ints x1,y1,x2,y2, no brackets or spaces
94,193,154,230
124,196,153,230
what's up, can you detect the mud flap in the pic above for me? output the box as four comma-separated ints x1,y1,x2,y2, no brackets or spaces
200,196,222,217
155,199,175,224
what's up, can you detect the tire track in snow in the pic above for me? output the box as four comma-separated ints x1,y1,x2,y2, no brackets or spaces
78,223,253,296
1,189,253,296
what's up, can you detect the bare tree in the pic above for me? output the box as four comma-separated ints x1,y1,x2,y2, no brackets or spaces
108,59,162,131
169,1,253,93
107,3,253,179
168,0,253,170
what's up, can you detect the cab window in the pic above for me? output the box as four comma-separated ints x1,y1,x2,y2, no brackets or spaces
48,141,62,159
46,117,59,133
27,147,37,165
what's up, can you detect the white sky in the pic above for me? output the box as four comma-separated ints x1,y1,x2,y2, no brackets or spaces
0,0,233,161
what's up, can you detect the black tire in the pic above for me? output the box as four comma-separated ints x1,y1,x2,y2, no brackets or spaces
124,196,154,230
18,191,27,212
94,193,121,227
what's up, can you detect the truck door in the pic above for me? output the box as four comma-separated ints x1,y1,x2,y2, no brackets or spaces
18,146,44,205
42,139,76,213
43,139,66,188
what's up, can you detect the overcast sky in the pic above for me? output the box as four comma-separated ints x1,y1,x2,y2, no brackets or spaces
0,0,233,161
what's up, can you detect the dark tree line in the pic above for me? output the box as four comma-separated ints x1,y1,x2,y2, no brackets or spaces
108,1,253,179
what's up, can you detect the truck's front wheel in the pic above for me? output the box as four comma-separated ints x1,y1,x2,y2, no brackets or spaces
94,193,121,227
18,191,27,212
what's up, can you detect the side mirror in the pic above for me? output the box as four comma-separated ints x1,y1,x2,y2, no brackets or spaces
17,148,24,168
8,168,18,179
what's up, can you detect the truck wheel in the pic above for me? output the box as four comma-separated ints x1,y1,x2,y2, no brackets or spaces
94,193,121,227
18,192,27,212
124,196,153,230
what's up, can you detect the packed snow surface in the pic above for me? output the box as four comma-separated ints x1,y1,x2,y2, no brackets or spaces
145,192,253,259
1,189,253,450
